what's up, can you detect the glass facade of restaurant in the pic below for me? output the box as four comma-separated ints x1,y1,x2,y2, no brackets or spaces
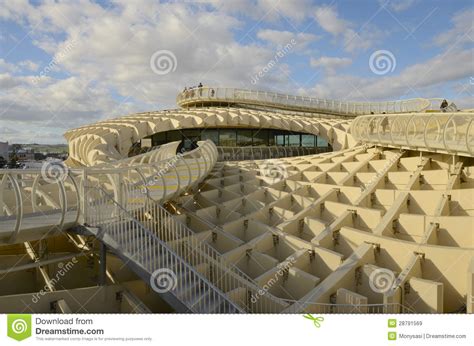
145,128,330,151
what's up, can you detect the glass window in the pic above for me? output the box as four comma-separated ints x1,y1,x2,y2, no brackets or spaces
152,132,166,146
181,129,200,139
237,130,253,146
302,134,315,147
317,136,329,147
275,134,285,146
288,134,300,146
253,129,268,146
182,138,195,151
268,137,275,146
219,129,237,147
201,129,219,145
166,130,182,142
181,129,200,150
145,127,333,152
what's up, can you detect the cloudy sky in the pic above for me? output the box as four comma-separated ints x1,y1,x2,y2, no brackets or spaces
0,0,473,144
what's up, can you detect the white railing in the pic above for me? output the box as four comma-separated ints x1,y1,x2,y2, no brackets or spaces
0,139,291,312
284,301,415,313
82,146,291,312
177,87,431,116
0,170,81,244
130,201,291,313
95,141,180,169
0,140,217,243
350,113,474,157
216,146,331,161
425,98,450,111
86,186,243,313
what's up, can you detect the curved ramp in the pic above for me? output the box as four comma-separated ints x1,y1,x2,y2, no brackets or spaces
0,140,217,244
350,113,474,157
177,87,430,116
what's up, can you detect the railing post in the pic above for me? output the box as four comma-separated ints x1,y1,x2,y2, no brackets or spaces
82,168,88,224
117,172,124,209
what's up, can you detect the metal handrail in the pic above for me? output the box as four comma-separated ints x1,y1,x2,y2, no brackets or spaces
84,166,289,312
138,201,290,312
216,146,331,161
87,186,243,313
282,301,416,313
350,113,474,157
1,139,289,311
177,87,431,116
0,140,218,243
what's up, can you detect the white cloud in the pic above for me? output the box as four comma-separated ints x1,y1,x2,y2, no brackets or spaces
314,6,349,36
0,0,301,141
0,120,68,144
0,73,22,89
309,6,474,107
0,74,123,129
18,60,39,71
310,56,352,75
379,0,418,12
256,0,314,22
210,0,314,23
310,48,474,105
314,6,385,52
0,0,472,145
257,29,320,51
434,9,474,47
0,58,18,73
50,2,285,99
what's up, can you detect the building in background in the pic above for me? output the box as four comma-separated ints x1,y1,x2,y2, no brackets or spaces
16,148,35,161
0,141,8,160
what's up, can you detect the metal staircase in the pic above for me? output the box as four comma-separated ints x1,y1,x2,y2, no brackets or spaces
83,183,292,313
82,186,243,313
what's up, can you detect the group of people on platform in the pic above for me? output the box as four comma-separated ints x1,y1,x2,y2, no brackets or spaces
182,83,215,98
181,87,458,113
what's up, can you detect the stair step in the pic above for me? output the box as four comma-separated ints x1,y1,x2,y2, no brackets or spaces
193,292,227,313
102,217,242,313
184,287,212,308
175,280,202,300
